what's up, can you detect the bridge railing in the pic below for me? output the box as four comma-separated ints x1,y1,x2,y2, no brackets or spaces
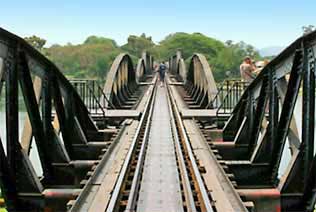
208,79,248,114
70,79,115,115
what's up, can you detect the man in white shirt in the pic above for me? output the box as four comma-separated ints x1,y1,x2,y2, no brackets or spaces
240,56,256,83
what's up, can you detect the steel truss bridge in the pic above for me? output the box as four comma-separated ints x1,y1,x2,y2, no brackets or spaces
0,27,316,212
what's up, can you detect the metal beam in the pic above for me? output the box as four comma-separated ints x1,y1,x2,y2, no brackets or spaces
19,52,54,183
270,50,303,182
5,45,19,178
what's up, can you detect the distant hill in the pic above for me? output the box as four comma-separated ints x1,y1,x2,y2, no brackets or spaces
259,46,284,57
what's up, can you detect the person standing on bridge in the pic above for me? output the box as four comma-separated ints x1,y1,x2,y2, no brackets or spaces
240,56,256,83
158,61,167,87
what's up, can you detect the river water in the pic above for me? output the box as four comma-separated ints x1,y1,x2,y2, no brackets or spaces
0,94,310,178
0,95,43,176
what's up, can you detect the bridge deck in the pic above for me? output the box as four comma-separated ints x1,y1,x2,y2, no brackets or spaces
137,86,183,212
1,26,315,211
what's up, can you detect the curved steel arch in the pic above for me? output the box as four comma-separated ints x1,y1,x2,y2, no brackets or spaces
0,27,99,210
102,53,137,109
136,52,153,83
169,51,187,82
220,30,316,211
136,58,146,83
141,51,153,74
177,57,187,82
185,53,218,108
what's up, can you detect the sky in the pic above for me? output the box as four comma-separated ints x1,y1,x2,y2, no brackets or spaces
1,0,315,49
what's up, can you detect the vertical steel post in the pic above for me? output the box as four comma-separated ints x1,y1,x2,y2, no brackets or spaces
5,46,19,177
270,50,302,181
41,69,54,183
52,76,74,158
42,72,52,140
0,139,18,211
248,78,268,155
268,68,278,153
19,53,55,183
301,46,315,182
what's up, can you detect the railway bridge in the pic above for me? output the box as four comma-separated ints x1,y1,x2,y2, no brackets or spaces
0,27,316,212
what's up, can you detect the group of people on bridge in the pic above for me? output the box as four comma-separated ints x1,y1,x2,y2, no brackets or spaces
153,56,267,86
240,56,269,83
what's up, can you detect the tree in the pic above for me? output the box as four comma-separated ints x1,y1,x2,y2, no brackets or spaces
121,33,155,57
84,36,117,47
225,40,233,46
44,32,262,82
24,35,46,50
154,32,225,60
302,25,315,35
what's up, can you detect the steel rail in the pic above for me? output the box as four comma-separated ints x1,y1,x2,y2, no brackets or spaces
167,75,248,211
69,124,127,211
166,81,215,212
124,84,157,212
106,80,157,212
166,83,198,212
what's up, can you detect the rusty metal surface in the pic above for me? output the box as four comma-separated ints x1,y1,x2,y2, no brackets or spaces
136,58,146,83
137,86,183,212
188,54,218,105
167,86,197,212
167,83,216,212
21,76,42,153
168,78,247,212
69,120,137,212
102,53,135,108
106,80,156,212
183,119,247,212
169,51,186,82
181,109,218,118
71,79,156,211
0,58,4,88
1,25,316,212
136,52,152,83
124,85,157,212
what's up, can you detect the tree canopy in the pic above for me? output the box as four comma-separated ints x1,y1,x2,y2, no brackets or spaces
45,37,121,79
121,33,155,57
24,35,46,50
151,33,261,80
26,32,263,82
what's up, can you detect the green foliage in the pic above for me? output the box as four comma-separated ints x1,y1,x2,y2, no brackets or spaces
121,33,155,57
211,40,261,80
37,32,261,82
84,36,118,47
24,35,46,50
45,38,121,79
153,32,225,60
150,33,262,81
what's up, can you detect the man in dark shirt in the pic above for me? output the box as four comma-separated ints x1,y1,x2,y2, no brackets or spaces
158,62,167,86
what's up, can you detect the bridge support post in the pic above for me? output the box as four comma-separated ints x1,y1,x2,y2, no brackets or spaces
5,45,19,181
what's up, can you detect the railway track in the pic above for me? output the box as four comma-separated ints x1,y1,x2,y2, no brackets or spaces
170,74,251,212
53,72,250,212
2,27,315,212
108,84,215,212
70,78,220,211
